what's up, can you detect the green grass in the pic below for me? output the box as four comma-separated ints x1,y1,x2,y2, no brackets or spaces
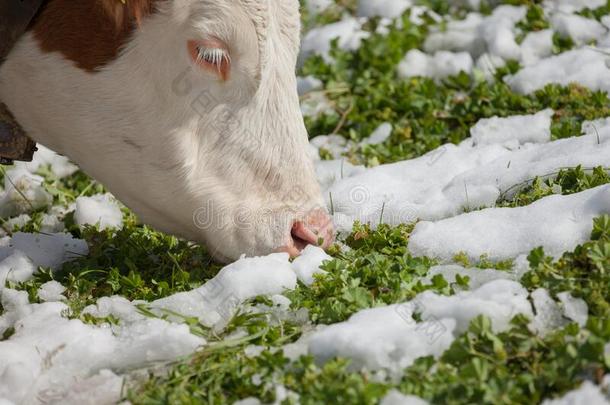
498,166,610,207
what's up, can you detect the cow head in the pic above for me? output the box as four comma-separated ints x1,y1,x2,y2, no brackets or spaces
0,0,334,261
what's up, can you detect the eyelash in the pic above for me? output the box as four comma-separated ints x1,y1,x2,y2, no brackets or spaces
196,46,231,71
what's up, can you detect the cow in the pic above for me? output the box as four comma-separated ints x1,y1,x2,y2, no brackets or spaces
0,0,334,262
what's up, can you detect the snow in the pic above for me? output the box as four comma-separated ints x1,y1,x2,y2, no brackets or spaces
542,380,610,405
530,289,591,335
409,184,610,262
398,49,474,80
530,288,568,335
74,194,123,231
424,13,486,57
291,245,331,285
0,289,204,404
83,296,145,323
357,0,412,19
300,17,369,63
543,0,607,13
0,168,52,218
301,91,333,118
323,116,610,233
2,214,30,232
470,109,553,146
308,303,456,374
37,280,66,302
315,159,365,190
506,48,610,94
0,252,302,403
305,0,332,15
362,123,393,145
422,6,529,63
478,5,526,61
551,13,608,45
10,232,88,270
151,253,297,328
16,145,78,180
0,251,36,290
297,75,323,96
308,280,532,373
557,292,588,327
39,213,65,233
475,53,507,81
520,29,554,65
380,390,429,405
424,264,521,290
0,250,317,403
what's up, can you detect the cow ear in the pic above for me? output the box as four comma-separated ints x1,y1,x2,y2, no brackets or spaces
99,0,153,30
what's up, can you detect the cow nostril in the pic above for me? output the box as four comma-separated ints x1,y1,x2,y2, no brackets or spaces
282,213,334,257
290,221,320,253
290,229,310,252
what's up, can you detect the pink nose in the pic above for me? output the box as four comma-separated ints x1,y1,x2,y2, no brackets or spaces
280,209,334,257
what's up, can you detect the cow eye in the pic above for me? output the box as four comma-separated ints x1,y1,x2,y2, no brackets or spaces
187,39,231,81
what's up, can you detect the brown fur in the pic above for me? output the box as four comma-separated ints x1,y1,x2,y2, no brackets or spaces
30,0,155,72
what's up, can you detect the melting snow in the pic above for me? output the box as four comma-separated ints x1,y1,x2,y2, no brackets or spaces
470,109,553,146
74,194,123,231
424,264,523,290
0,289,204,404
380,390,429,405
357,0,413,19
151,253,297,328
0,251,327,403
300,17,369,63
398,49,474,80
323,114,610,233
308,280,532,374
409,184,610,261
506,48,610,94
541,379,610,405
9,232,88,270
291,245,331,286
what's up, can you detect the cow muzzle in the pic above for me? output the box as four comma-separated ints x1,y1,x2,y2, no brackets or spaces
278,208,335,257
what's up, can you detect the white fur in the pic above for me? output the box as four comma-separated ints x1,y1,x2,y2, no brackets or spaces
0,0,326,261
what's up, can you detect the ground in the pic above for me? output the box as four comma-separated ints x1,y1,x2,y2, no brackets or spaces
1,0,610,404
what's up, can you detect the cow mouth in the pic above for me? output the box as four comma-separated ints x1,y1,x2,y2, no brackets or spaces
279,217,334,257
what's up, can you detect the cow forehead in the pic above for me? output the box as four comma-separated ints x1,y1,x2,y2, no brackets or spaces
238,0,269,45
30,0,301,73
235,0,301,63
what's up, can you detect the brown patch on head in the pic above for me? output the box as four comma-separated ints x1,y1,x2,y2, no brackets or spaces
31,0,156,72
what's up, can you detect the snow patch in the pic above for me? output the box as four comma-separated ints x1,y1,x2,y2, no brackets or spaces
470,109,553,147
542,380,610,405
0,289,204,404
151,253,297,328
291,245,331,286
398,50,474,80
380,390,429,405
37,281,66,302
10,232,88,270
409,184,610,261
74,194,123,231
308,280,532,374
323,116,610,233
300,17,369,63
506,48,610,94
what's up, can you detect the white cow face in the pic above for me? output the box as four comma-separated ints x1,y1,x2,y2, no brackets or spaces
0,0,334,262
161,0,334,260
